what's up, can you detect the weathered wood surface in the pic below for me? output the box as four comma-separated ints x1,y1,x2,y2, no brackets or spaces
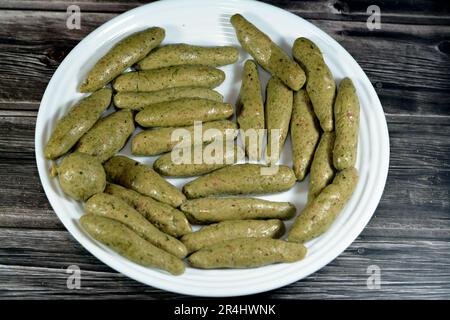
1,9,449,115
0,0,449,299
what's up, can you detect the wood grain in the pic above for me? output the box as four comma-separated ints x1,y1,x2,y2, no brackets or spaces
0,0,449,299
1,113,449,298
0,0,448,24
1,234,449,299
0,10,448,115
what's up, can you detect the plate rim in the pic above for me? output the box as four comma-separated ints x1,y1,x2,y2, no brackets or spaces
35,0,390,297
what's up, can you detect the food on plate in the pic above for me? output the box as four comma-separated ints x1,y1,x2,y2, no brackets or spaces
135,98,233,127
265,76,293,163
333,78,360,170
105,183,191,238
293,37,336,132
56,152,106,201
182,164,296,199
103,155,186,207
112,65,225,92
236,60,265,160
153,142,243,177
308,132,335,202
181,219,285,253
290,89,320,181
76,110,135,163
138,44,239,69
230,14,306,90
113,87,223,110
44,88,112,160
85,193,187,258
43,13,365,276
180,197,296,224
188,238,307,269
288,167,359,243
79,27,165,92
80,215,185,275
131,120,237,156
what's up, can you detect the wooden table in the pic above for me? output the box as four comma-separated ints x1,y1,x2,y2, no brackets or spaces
1,0,449,299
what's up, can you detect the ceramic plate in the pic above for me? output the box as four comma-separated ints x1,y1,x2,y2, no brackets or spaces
35,0,390,297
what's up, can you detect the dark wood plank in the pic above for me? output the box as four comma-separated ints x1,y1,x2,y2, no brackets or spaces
1,0,449,300
0,10,114,105
0,263,179,299
0,113,36,160
311,20,450,117
0,0,148,13
1,228,449,299
296,0,450,25
0,11,449,116
327,0,450,17
1,114,449,230
0,112,449,299
0,160,60,230
0,0,448,24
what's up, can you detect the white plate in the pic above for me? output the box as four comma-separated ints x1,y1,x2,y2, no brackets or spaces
35,0,389,297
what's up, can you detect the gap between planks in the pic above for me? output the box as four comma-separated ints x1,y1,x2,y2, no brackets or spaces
1,109,449,119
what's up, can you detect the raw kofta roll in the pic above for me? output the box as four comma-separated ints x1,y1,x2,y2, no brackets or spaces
236,60,265,160
44,88,112,160
104,156,186,207
76,109,135,163
290,89,320,181
80,27,165,92
131,120,237,156
230,14,306,90
288,168,359,243
188,238,307,269
333,78,360,170
265,76,293,163
308,132,335,202
135,98,233,127
113,65,225,92
55,152,106,201
80,215,185,275
182,164,296,199
138,44,239,69
180,198,296,224
153,142,243,177
114,87,223,110
181,219,285,253
85,193,187,258
292,37,336,132
105,183,191,238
